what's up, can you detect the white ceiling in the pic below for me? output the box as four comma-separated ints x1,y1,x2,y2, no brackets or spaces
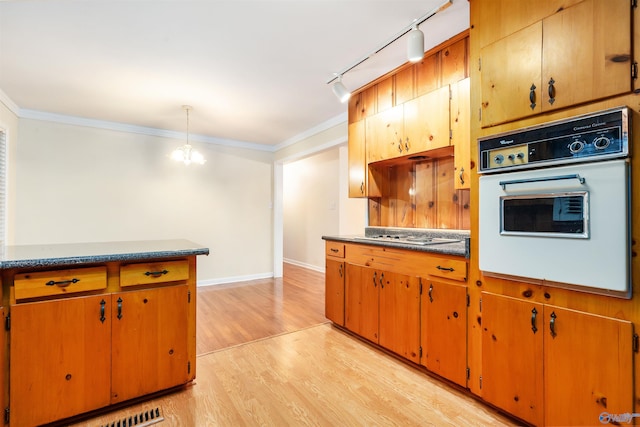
0,0,469,149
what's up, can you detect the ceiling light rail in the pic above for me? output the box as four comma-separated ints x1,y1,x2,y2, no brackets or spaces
327,0,452,100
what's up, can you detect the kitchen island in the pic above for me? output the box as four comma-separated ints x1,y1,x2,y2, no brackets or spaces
0,239,209,426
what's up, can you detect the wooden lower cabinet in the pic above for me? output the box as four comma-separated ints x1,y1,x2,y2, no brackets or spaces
345,264,420,362
482,292,633,426
111,285,190,403
421,280,467,386
325,258,345,326
10,295,112,427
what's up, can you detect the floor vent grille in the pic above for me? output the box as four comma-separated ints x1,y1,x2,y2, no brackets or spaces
100,407,164,427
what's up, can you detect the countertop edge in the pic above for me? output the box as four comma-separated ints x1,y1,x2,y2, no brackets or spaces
0,240,210,270
322,235,469,259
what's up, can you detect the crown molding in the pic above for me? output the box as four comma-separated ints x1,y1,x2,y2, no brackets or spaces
273,112,347,152
0,89,20,116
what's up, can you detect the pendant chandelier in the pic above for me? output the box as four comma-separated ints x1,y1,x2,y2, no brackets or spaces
170,105,206,166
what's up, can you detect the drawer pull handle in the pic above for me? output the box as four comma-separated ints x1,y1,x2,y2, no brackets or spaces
144,269,169,278
436,266,454,272
550,311,557,338
45,278,79,287
117,297,123,320
330,248,339,253
99,299,106,323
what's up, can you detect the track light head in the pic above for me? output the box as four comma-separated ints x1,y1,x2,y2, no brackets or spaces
407,24,425,63
332,77,351,103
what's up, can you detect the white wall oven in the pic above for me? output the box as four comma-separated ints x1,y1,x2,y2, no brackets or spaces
478,107,631,298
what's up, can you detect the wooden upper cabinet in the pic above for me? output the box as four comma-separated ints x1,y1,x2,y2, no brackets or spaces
451,78,471,189
348,121,367,197
376,76,394,113
395,66,415,105
480,0,631,127
415,51,440,96
441,38,467,85
366,104,404,163
480,22,543,126
541,0,631,110
403,85,451,154
348,86,376,123
473,0,583,49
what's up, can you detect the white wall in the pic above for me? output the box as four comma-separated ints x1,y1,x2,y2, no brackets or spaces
0,98,19,245
283,148,340,271
282,145,367,271
14,118,274,284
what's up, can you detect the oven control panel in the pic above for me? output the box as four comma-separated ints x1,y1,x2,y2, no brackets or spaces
478,107,630,173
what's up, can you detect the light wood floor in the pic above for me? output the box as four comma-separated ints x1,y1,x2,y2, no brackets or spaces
69,263,517,427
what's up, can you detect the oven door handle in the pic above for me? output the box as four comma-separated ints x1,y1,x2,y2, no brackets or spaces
499,174,585,190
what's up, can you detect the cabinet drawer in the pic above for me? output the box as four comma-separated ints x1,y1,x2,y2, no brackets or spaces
326,241,345,258
14,266,107,300
424,258,467,282
120,260,189,287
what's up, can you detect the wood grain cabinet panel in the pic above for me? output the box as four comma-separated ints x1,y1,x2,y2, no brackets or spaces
10,295,112,426
348,121,367,198
345,264,379,343
120,260,189,287
325,258,345,326
481,292,633,426
422,280,467,387
403,85,451,154
480,0,631,127
111,284,190,403
14,266,107,300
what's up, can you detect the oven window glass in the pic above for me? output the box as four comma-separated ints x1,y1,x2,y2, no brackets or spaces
501,192,588,238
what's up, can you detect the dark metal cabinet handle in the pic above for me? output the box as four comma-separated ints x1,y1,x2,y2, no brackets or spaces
429,284,433,303
117,297,123,320
436,266,454,272
380,273,385,289
360,182,364,194
548,78,556,105
338,263,343,278
529,83,537,109
330,248,339,253
144,269,169,278
550,311,557,337
99,299,106,323
373,272,377,287
459,167,465,186
46,278,79,287
531,307,538,333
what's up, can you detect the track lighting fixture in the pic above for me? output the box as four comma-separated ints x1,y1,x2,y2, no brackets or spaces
170,105,206,166
332,76,351,103
326,0,451,98
407,24,425,63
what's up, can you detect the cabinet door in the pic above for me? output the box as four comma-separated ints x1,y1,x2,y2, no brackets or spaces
480,21,543,127
403,85,450,154
543,305,633,426
348,121,367,198
366,105,404,163
111,284,190,403
422,280,467,386
325,258,345,325
451,78,471,190
541,0,631,111
378,272,420,363
481,292,543,426
10,295,111,426
345,264,379,343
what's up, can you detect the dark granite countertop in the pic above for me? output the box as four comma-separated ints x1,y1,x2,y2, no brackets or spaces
0,239,210,269
322,227,470,258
